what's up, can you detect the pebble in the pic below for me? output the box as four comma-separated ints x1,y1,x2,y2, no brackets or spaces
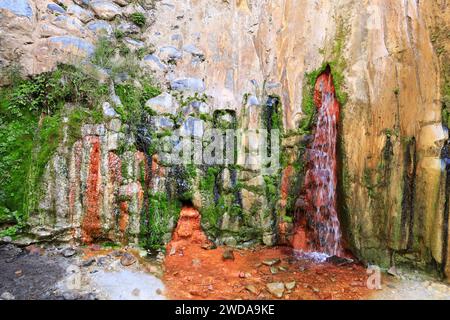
61,248,77,258
222,249,235,261
285,281,296,290
120,253,137,266
82,258,96,267
132,288,140,297
387,266,400,278
266,282,285,298
245,285,259,295
1,292,15,300
262,258,281,266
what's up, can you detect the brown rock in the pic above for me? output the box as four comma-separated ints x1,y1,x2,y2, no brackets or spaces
222,249,235,261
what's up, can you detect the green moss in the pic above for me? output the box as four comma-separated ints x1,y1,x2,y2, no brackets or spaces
114,80,160,125
199,167,221,228
0,64,112,235
140,193,181,250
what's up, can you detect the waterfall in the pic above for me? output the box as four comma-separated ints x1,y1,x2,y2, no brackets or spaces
293,68,344,258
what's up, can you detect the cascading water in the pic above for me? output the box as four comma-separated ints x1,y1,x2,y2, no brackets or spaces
293,67,344,258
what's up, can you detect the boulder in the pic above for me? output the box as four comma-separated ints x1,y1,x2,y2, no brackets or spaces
117,21,140,35
182,44,205,59
90,1,122,20
67,4,94,23
145,93,178,116
0,292,15,300
285,281,296,290
48,36,95,57
180,117,204,138
113,0,130,6
170,78,205,93
150,116,175,131
222,249,235,261
159,46,182,62
143,54,167,71
0,0,33,18
102,102,118,119
47,3,66,14
87,20,113,35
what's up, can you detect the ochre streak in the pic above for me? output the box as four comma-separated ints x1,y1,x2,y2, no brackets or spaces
81,137,102,243
168,206,211,252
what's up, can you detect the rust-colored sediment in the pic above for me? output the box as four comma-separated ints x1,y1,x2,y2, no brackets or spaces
119,201,129,234
81,137,102,243
163,207,369,300
167,206,211,252
163,245,371,300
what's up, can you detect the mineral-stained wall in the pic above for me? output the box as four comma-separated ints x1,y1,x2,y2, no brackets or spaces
1,0,450,278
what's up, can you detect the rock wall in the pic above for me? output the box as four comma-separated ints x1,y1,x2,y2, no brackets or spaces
28,106,146,244
1,0,449,277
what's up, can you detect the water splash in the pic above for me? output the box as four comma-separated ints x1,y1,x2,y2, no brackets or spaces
293,68,344,257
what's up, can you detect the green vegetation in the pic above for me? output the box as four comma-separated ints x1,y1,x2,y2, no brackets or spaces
114,29,125,40
0,20,161,238
114,81,160,125
130,12,146,28
140,193,181,250
0,63,112,237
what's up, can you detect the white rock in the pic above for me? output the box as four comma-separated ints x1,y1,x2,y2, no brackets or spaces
0,292,15,300
102,102,118,119
145,93,178,116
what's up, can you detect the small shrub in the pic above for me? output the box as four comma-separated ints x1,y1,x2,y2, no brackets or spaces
114,29,125,40
130,12,146,28
91,37,116,69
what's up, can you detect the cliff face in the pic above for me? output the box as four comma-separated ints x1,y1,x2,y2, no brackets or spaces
1,0,449,278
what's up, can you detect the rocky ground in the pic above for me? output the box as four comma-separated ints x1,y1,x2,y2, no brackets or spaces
0,242,165,300
0,241,449,300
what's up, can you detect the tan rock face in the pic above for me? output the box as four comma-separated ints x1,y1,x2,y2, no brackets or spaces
1,1,449,276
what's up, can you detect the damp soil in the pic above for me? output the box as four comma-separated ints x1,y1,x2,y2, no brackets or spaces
163,245,371,300
1,242,449,300
0,244,71,300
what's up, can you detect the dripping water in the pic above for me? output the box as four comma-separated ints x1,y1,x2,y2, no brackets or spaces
293,68,344,258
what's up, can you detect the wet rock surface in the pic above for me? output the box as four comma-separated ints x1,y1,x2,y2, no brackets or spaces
0,244,166,300
0,244,71,300
1,243,449,300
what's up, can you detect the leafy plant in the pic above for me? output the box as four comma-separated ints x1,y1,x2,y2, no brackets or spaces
130,12,146,28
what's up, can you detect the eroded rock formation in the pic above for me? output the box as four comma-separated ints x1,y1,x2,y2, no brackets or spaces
1,0,450,279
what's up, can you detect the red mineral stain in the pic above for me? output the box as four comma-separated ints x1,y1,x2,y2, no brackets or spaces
167,206,211,253
108,152,122,186
119,201,129,235
81,137,102,244
293,68,344,257
280,165,294,209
